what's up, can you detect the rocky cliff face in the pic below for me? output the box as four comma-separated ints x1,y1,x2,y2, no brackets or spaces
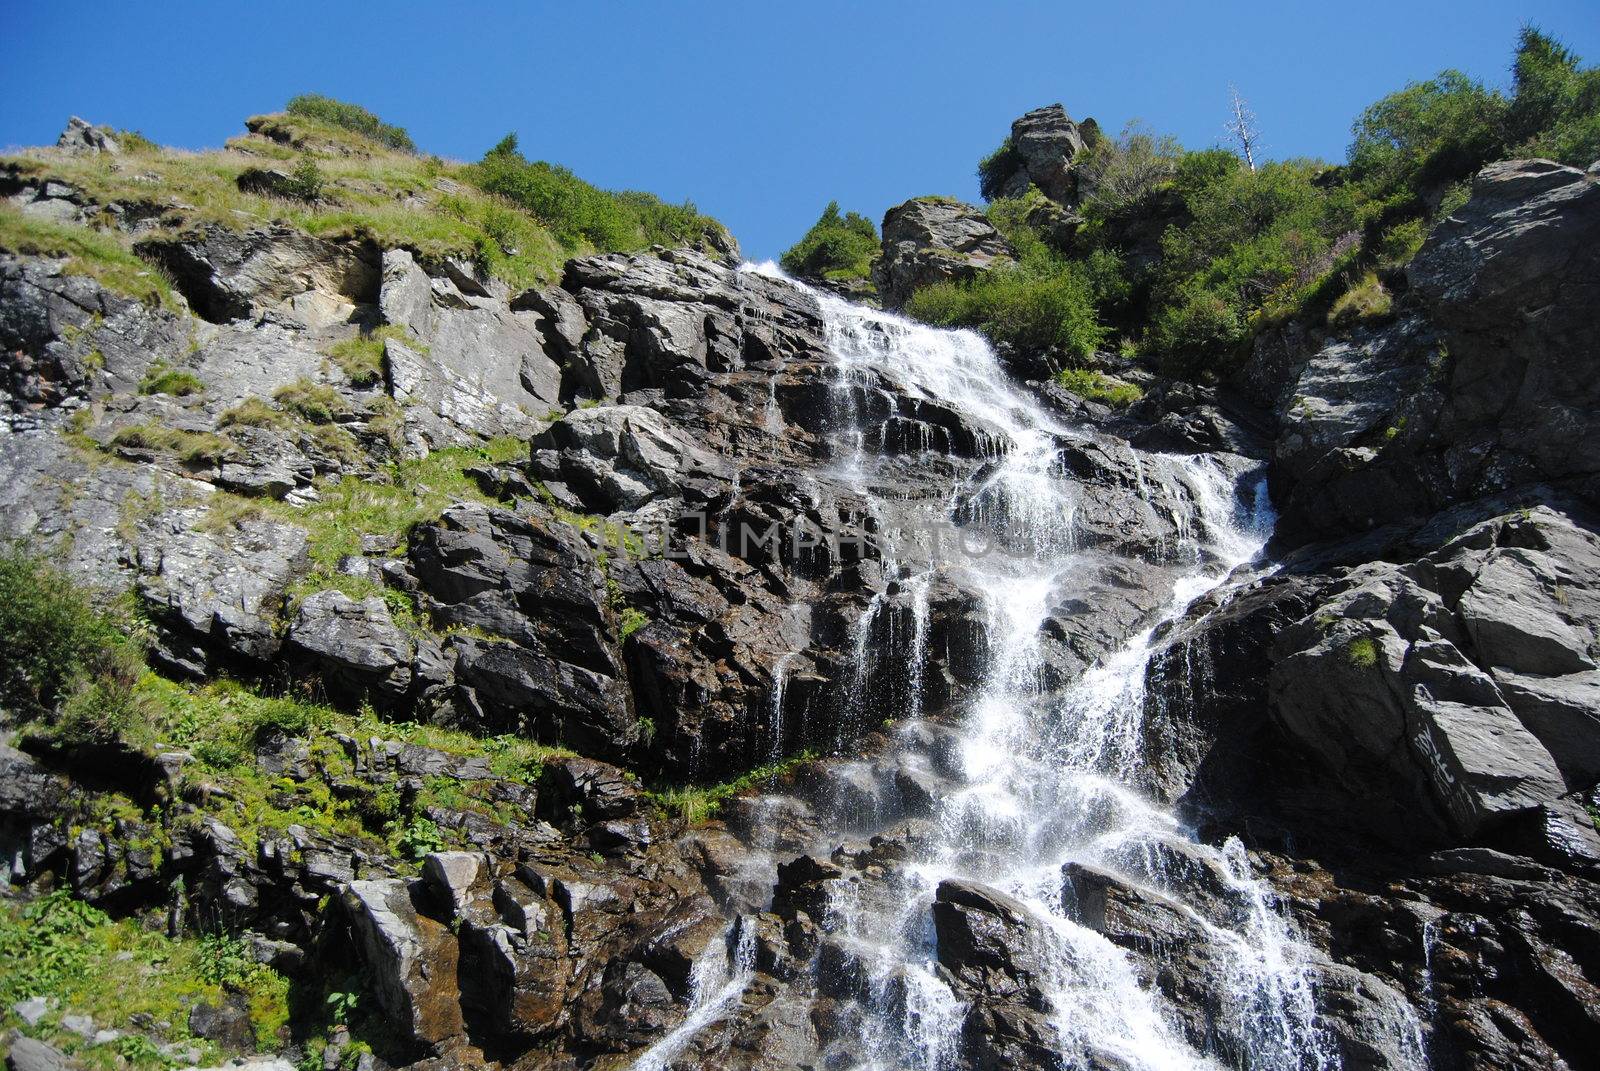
4,115,1600,1071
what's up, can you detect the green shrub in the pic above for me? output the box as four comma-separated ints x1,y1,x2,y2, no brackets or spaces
1077,121,1183,216
138,363,204,397
779,201,878,280
977,137,1020,201
1507,26,1600,166
1348,70,1508,199
1149,284,1243,379
0,548,143,738
466,135,724,253
283,156,326,201
906,262,1105,357
1373,218,1427,268
285,94,415,152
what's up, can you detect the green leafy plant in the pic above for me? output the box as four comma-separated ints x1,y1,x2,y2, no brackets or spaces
0,548,143,738
283,157,326,201
779,201,878,281
325,989,360,1026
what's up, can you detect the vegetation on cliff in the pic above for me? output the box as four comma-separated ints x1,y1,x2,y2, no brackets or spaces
874,26,1599,380
778,200,878,281
1,95,731,296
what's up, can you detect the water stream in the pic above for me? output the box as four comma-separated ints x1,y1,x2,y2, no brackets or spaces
637,267,1415,1067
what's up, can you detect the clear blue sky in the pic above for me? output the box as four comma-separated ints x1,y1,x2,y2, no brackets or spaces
3,1,1596,260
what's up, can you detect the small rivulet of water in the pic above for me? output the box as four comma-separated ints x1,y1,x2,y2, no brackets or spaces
638,265,1420,1069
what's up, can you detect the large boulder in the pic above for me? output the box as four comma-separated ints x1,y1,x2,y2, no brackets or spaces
529,404,732,513
873,197,1013,310
339,879,464,1052
559,248,825,401
1268,506,1600,843
997,104,1088,204
56,116,120,156
284,590,415,704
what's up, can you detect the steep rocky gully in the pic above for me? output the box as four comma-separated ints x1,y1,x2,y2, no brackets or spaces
3,122,1600,1071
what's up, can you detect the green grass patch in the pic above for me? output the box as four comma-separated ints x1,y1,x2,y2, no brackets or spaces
647,751,818,826
271,379,347,424
0,890,288,1064
1055,368,1143,406
1327,272,1394,329
137,363,204,397
110,424,236,466
324,325,423,388
0,206,179,310
466,133,729,255
217,397,286,429
1344,635,1379,668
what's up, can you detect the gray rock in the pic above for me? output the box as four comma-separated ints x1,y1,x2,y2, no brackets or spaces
422,851,486,919
135,506,309,672
136,224,379,324
6,1037,70,1071
56,116,119,156
1000,103,1087,204
530,404,731,512
2,253,189,410
873,197,1014,309
10,997,52,1027
377,249,558,449
1267,507,1597,840
284,589,414,703
1274,159,1600,543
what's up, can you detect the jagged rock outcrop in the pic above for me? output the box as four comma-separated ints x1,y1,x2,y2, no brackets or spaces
873,197,1013,309
56,116,120,156
995,103,1089,203
1273,159,1600,543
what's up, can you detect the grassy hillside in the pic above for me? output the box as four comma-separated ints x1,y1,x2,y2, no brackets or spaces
1,95,732,299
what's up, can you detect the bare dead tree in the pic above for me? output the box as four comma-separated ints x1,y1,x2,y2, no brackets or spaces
1226,85,1261,172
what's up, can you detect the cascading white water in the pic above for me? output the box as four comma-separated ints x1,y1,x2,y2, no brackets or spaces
629,918,757,1071
743,263,1399,1071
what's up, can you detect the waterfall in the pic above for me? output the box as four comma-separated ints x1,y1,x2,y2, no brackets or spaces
736,264,1420,1071
628,918,757,1071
